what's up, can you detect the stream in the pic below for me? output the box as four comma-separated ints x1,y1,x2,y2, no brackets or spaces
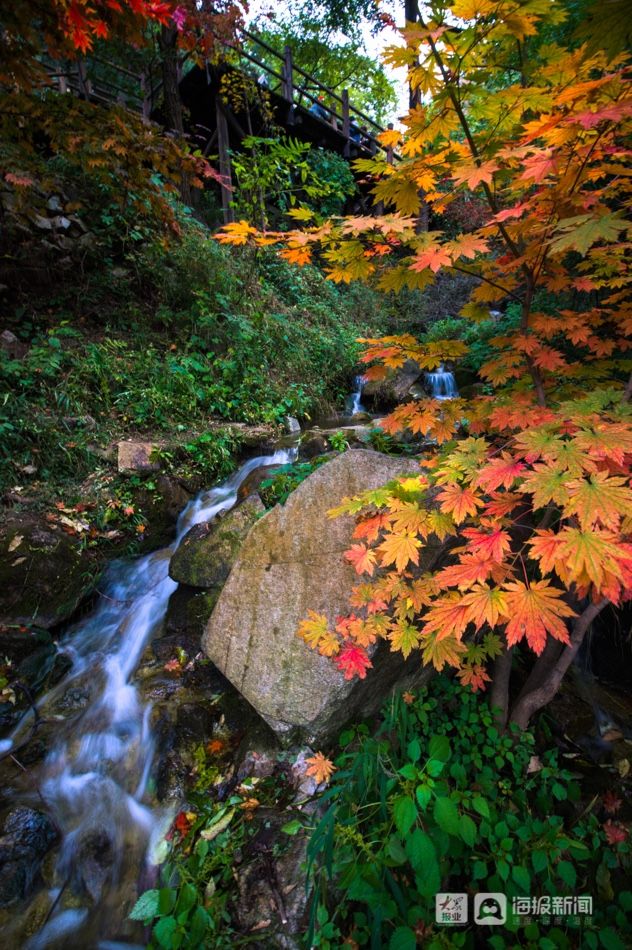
2,448,296,949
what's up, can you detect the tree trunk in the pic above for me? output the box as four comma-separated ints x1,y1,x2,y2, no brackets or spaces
158,25,192,206
508,601,608,730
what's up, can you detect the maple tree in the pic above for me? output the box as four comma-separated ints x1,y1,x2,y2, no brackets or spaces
219,0,632,729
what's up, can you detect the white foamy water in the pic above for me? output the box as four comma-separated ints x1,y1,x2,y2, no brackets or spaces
345,374,366,415
426,363,458,400
8,448,295,948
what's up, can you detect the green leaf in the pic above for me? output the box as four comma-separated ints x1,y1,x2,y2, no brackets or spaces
599,928,626,950
129,889,160,922
434,797,460,836
473,859,487,880
389,926,417,950
158,888,176,916
416,784,432,810
393,795,417,836
387,835,408,865
189,905,210,943
175,882,197,916
281,819,303,836
557,860,576,888
407,738,421,763
426,758,446,777
512,865,531,891
406,828,436,872
551,782,567,801
153,916,177,949
459,814,477,846
532,850,548,873
429,735,451,762
470,796,489,820
549,213,630,256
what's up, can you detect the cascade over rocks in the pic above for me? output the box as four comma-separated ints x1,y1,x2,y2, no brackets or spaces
362,358,423,405
202,450,442,742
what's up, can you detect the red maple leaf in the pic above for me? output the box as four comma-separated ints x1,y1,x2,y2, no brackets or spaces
603,820,628,845
334,643,372,680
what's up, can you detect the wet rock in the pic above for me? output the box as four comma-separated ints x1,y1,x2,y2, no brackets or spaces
203,450,441,743
169,494,264,588
363,358,423,405
0,807,58,907
153,586,220,661
134,475,193,548
0,514,96,629
176,702,220,742
284,416,301,434
238,464,287,502
235,808,309,945
75,829,113,901
117,441,162,473
299,434,328,459
0,329,29,360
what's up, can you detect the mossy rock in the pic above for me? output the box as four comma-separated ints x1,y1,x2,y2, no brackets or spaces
0,514,96,629
169,494,264,588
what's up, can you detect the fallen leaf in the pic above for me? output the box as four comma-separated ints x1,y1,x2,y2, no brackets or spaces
8,535,23,552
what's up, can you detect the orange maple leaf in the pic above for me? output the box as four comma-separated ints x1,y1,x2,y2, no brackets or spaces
345,543,378,576
502,580,575,654
457,663,491,692
452,160,498,189
305,751,336,784
437,484,483,523
377,532,421,571
475,453,527,492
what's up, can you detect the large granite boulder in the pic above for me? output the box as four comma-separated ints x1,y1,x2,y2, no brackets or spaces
202,450,442,743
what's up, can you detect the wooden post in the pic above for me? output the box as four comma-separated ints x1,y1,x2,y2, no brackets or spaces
216,98,234,224
140,71,151,121
282,45,293,99
342,89,350,156
282,45,294,124
77,59,92,99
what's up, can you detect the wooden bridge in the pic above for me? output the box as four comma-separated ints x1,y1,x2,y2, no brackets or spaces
46,27,397,222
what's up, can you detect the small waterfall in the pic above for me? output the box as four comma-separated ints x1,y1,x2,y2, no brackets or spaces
6,447,296,948
425,363,458,400
345,375,366,415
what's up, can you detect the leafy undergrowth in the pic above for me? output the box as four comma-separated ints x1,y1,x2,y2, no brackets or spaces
307,677,631,949
129,741,300,949
0,217,393,531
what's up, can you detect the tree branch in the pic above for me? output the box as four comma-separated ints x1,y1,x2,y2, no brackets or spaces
509,599,609,730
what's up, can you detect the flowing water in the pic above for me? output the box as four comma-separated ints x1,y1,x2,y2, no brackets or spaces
425,363,458,400
345,375,366,415
4,448,296,949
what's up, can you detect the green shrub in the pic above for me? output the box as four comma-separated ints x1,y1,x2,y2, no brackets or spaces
306,676,631,948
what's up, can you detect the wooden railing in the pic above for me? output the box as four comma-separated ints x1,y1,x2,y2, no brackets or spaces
45,27,398,221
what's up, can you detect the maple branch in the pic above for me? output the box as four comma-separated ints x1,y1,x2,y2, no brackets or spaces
508,598,609,730
449,263,522,303
489,645,513,729
416,13,526,268
623,371,632,402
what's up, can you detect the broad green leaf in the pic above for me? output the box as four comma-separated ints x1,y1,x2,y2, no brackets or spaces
434,796,460,836
459,814,477,846
129,889,160,922
389,926,417,950
393,795,417,836
153,916,177,949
